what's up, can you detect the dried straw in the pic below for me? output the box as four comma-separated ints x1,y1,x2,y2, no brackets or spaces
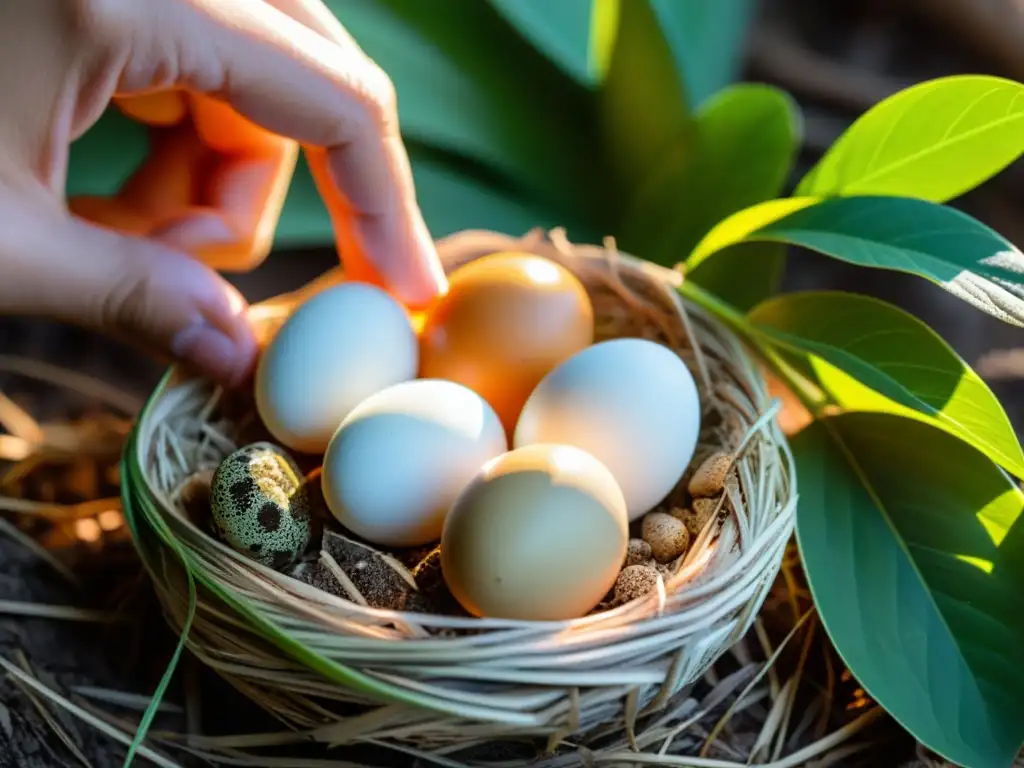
124,229,798,765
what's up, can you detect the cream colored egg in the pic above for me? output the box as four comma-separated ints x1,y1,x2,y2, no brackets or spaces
255,283,418,454
514,338,700,520
441,444,629,620
322,379,507,548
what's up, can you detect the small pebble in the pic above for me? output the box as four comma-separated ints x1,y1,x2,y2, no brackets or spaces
675,496,720,537
624,538,653,567
688,451,732,498
641,512,690,563
679,445,713,489
613,564,660,604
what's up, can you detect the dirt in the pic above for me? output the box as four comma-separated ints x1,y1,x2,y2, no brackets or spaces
0,538,167,767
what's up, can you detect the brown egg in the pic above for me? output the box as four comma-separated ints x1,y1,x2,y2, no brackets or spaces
418,252,594,436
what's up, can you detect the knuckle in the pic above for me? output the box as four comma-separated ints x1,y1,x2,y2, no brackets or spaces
97,255,158,340
357,62,399,133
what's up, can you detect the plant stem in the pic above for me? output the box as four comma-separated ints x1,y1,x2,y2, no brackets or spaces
678,280,829,418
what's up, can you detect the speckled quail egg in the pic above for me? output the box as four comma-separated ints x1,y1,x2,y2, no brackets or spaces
210,442,313,569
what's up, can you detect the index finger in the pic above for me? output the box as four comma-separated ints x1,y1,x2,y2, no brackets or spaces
112,0,446,307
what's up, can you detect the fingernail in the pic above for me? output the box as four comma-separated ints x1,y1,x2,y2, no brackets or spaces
171,321,252,387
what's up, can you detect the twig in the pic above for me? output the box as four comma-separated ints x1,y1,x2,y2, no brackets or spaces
0,391,44,443
975,348,1024,381
0,496,121,522
0,600,120,623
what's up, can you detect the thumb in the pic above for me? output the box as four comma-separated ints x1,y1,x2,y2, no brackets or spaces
0,201,258,387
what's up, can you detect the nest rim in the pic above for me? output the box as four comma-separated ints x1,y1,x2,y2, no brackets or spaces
121,227,798,756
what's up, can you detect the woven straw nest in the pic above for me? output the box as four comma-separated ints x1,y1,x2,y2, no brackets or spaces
123,228,797,766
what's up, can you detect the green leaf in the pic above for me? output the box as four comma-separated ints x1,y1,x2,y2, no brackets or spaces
795,412,1024,768
648,0,756,109
688,197,817,261
592,0,692,208
485,0,758,106
486,0,593,84
750,291,1024,479
685,243,787,313
797,75,1024,202
690,196,1024,326
354,0,603,216
619,83,799,281
328,0,599,211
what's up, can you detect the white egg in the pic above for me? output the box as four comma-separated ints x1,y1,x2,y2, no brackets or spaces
322,379,508,547
255,283,418,454
514,338,700,520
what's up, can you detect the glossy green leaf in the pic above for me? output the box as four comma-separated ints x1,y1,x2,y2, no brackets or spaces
592,0,692,208
324,0,526,177
648,0,756,109
750,291,1024,479
485,0,757,105
795,412,1024,768
328,0,599,211
688,197,817,260
690,196,1024,326
619,83,798,283
797,75,1024,202
486,0,593,84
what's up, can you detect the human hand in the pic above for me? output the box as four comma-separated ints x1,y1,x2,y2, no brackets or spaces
0,0,447,386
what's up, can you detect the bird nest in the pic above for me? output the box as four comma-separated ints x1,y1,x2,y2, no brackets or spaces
121,228,797,766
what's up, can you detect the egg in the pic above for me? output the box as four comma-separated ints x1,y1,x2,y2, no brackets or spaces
209,443,313,569
441,444,629,620
321,379,507,548
514,338,700,520
255,282,418,454
418,252,593,436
